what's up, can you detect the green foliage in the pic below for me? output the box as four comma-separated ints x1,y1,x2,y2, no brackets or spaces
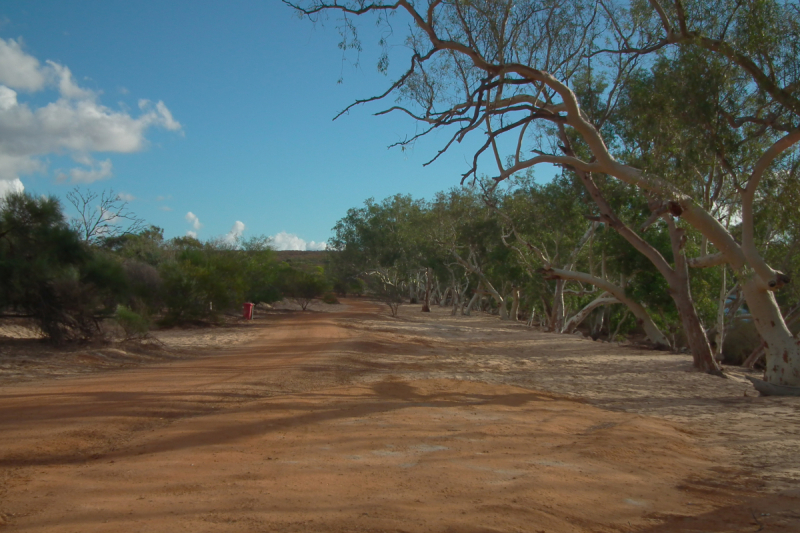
280,267,329,310
155,234,285,324
328,193,434,303
103,225,167,267
365,275,404,317
159,241,241,323
115,305,150,339
0,192,111,343
322,292,340,304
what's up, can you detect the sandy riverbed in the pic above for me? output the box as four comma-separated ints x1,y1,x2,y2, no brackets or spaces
0,298,798,532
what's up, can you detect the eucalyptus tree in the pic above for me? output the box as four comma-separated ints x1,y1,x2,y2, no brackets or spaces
430,185,525,319
537,50,723,371
289,1,800,387
328,194,430,312
496,174,672,345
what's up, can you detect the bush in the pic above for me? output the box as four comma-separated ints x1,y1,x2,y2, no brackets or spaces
322,292,340,304
122,259,164,314
279,267,329,310
116,305,150,339
0,192,121,344
722,318,762,365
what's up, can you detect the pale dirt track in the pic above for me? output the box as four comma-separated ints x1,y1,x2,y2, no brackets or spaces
1,299,799,532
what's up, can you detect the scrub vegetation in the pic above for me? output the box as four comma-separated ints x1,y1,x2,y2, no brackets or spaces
0,191,330,343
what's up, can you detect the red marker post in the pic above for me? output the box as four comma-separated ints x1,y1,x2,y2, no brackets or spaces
242,302,255,320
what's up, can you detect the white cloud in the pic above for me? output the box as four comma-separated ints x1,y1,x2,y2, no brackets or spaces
186,230,197,239
155,194,171,201
158,205,172,212
223,220,245,245
0,37,182,186
185,211,202,230
46,60,94,100
0,38,46,91
269,231,327,251
0,85,16,111
0,176,23,198
117,192,135,202
56,156,113,183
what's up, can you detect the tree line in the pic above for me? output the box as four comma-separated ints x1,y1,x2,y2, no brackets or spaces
0,191,331,344
292,0,800,388
328,174,799,371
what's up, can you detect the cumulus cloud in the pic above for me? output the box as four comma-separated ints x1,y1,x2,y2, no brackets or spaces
0,85,16,111
0,37,182,186
56,156,113,183
117,192,135,202
185,211,202,231
158,205,172,212
186,230,197,239
0,38,46,91
0,176,23,198
223,220,245,245
270,231,327,251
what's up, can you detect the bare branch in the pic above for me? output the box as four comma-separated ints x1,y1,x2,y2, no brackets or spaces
66,187,145,245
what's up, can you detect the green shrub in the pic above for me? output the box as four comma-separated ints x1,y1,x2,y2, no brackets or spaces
116,305,150,339
322,292,340,304
722,318,761,365
0,192,116,344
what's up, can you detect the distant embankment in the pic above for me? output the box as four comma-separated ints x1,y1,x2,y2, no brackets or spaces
274,250,329,269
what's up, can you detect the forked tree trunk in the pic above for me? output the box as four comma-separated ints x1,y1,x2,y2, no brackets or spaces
451,250,508,318
540,267,670,346
439,286,450,307
464,282,482,316
742,280,800,385
576,172,720,373
656,132,800,386
678,201,800,384
673,281,720,373
743,304,800,369
665,219,721,375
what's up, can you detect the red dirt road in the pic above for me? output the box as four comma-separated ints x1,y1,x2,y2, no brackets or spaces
1,300,798,532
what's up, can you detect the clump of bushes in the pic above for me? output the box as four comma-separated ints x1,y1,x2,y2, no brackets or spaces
0,191,335,342
116,305,150,339
322,292,340,304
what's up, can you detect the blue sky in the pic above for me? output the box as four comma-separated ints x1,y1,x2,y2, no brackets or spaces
0,1,550,249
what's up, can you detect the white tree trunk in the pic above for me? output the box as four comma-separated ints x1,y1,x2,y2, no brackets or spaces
541,267,670,346
550,279,566,332
526,303,536,327
509,287,521,321
564,295,619,334
464,283,481,316
742,278,800,386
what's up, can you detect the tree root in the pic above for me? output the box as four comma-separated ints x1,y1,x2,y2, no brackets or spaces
746,375,800,396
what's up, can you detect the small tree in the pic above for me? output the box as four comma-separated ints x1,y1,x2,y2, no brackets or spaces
366,271,405,317
0,192,125,343
281,267,329,310
67,187,145,245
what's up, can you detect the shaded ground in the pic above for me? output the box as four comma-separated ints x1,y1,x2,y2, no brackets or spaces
0,299,798,532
